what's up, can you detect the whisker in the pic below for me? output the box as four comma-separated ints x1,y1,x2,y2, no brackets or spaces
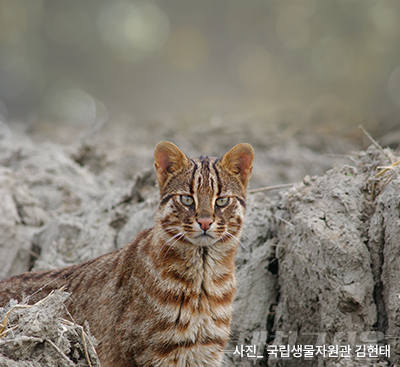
162,226,182,234
162,230,180,237
156,232,184,260
224,231,251,261
229,228,259,251
162,234,185,262
161,227,184,238
238,242,251,262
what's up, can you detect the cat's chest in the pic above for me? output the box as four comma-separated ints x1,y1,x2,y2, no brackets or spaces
174,262,234,320
138,236,236,335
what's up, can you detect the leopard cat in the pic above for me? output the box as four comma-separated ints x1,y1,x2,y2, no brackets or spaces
0,141,254,367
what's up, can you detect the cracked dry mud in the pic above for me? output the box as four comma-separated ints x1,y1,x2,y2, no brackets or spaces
1,120,399,366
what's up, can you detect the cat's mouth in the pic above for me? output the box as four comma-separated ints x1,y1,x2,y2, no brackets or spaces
191,232,218,246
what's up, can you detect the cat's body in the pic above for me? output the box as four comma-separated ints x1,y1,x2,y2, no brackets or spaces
0,141,254,367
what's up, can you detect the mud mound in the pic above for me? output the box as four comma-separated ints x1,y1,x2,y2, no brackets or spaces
227,145,397,367
2,120,400,366
0,290,100,367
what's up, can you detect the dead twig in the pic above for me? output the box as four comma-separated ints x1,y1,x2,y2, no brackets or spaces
47,339,76,367
248,183,296,194
81,326,93,367
0,325,18,338
275,216,294,226
359,125,394,164
0,305,31,337
372,159,400,179
377,173,397,194
63,307,98,367
24,281,64,304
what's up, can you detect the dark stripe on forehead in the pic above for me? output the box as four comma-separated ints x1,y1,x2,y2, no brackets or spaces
212,160,222,196
189,159,198,195
199,158,211,189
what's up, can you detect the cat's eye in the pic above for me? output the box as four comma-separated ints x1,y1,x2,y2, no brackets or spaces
180,195,194,206
216,197,229,207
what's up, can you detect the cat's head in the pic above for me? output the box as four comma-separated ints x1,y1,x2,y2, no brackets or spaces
154,141,254,247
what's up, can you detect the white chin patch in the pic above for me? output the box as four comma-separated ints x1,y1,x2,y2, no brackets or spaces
190,233,218,246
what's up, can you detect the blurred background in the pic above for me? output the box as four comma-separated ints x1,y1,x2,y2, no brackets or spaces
1,0,400,145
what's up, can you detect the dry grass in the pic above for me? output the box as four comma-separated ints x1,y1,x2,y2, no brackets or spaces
0,288,99,367
359,125,400,200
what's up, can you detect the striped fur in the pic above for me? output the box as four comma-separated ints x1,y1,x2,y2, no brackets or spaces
0,141,254,367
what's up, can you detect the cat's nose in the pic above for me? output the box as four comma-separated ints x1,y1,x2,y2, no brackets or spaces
197,218,213,231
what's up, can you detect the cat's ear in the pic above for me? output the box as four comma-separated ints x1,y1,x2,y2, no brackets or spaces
154,141,191,187
220,143,254,187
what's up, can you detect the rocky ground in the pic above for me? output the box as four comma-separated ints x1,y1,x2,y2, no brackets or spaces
1,116,400,366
